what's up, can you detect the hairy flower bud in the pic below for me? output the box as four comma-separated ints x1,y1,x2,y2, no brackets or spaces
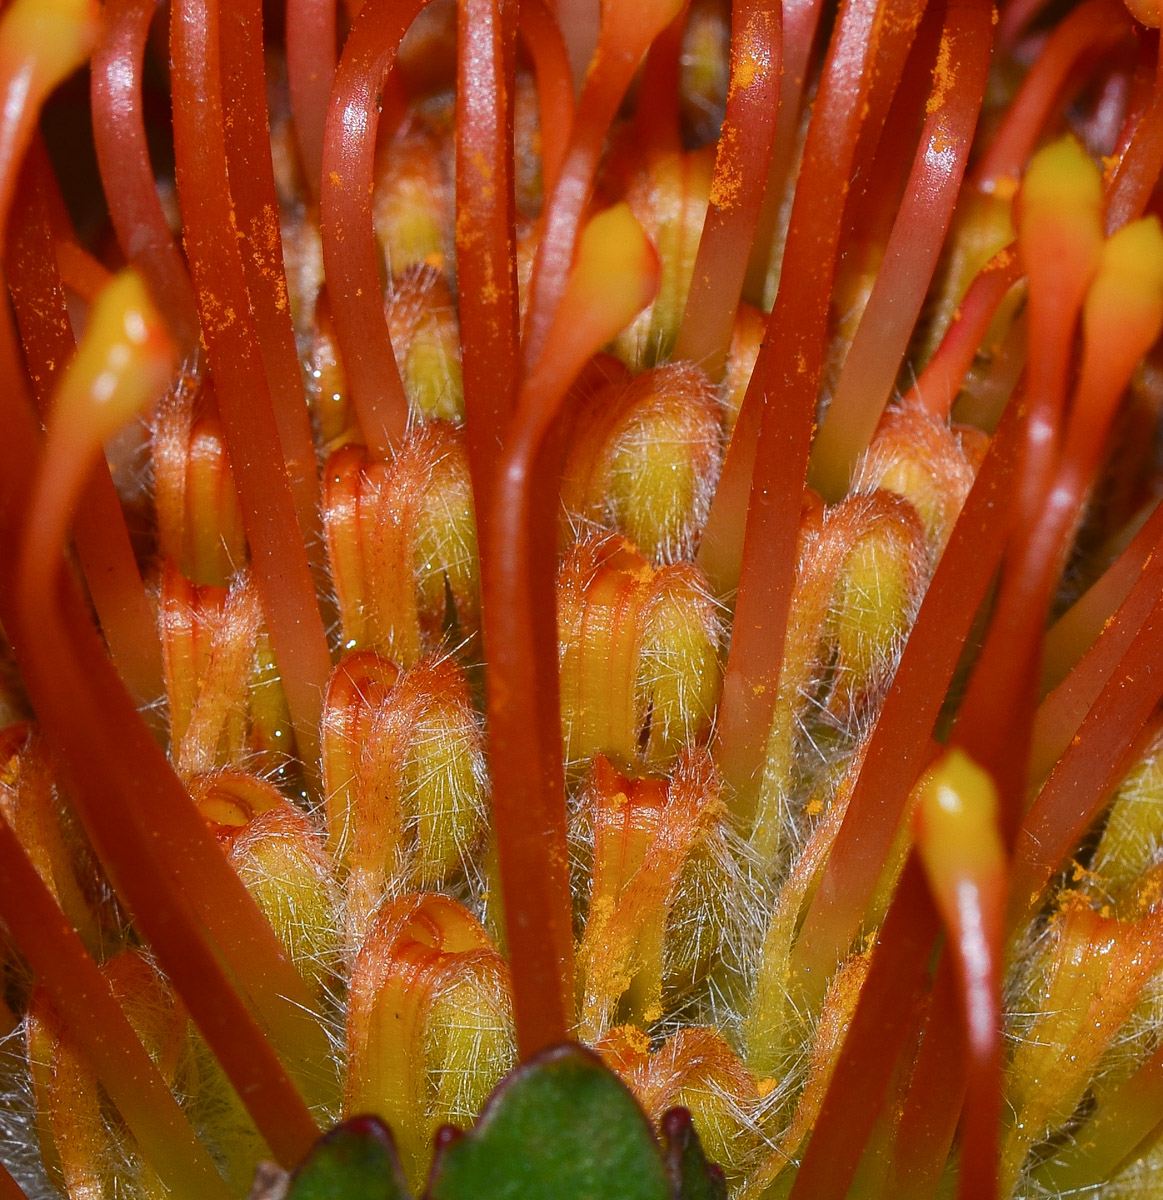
562,363,722,563
373,127,453,279
346,893,514,1190
1086,731,1163,913
0,723,104,954
385,265,465,423
323,423,480,664
558,535,723,773
28,951,188,1200
6,2,1163,1195
152,378,247,589
750,492,927,859
1003,898,1163,1194
746,951,871,1191
615,150,713,370
192,771,341,1000
160,566,292,778
854,403,978,552
623,1027,762,1184
321,651,488,947
575,750,725,1040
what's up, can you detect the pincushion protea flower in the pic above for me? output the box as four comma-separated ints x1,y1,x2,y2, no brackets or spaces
2,0,1163,1196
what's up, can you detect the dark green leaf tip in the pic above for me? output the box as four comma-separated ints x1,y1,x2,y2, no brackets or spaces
425,1043,671,1200
289,1115,414,1200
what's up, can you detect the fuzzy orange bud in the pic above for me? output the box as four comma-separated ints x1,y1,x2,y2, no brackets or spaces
373,127,454,279
160,566,291,778
854,403,978,552
749,491,927,859
1087,733,1163,913
747,951,872,1193
28,951,189,1200
1003,898,1163,1193
623,1027,762,1184
0,724,103,955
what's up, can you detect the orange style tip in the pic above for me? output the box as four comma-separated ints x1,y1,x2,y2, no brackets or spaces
1019,136,1103,220
1123,0,1161,26
1086,217,1163,344
0,0,100,91
1017,138,1104,277
915,748,1005,887
601,0,686,58
58,271,177,448
571,203,661,335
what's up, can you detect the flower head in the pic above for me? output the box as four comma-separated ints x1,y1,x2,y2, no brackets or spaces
1,0,1163,1198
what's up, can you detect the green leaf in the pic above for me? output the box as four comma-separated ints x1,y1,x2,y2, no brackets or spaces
288,1116,413,1200
660,1109,727,1200
425,1044,671,1200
